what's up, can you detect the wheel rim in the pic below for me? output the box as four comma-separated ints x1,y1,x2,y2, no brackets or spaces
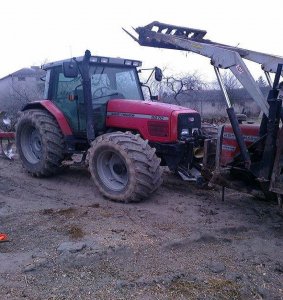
21,125,43,164
96,150,129,192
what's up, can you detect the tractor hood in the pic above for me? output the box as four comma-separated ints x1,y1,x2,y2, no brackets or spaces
106,99,200,143
107,99,198,116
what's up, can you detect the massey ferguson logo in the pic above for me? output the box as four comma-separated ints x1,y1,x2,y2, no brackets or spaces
151,115,166,120
107,112,169,121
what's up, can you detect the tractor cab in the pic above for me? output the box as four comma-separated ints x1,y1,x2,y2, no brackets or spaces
43,53,144,136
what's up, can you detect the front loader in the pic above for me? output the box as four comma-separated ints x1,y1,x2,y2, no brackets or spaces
125,21,283,206
15,50,206,202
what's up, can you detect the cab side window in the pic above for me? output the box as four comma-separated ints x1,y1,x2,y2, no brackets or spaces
52,68,83,132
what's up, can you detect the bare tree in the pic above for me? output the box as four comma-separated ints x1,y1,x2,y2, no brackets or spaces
11,79,44,107
256,75,268,88
211,70,242,91
139,67,168,101
210,70,243,104
163,71,207,105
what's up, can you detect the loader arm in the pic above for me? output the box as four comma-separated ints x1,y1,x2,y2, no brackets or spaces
214,45,283,74
129,21,270,116
133,21,283,74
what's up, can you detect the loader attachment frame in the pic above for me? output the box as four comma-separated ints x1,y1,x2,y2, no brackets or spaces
130,21,275,116
126,21,283,204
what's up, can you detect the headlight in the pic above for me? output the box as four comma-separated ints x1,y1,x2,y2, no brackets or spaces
177,113,201,140
124,60,132,66
181,129,189,136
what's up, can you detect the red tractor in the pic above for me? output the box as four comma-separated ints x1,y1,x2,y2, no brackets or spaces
16,50,205,202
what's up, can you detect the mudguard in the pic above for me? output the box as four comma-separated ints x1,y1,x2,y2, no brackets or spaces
22,100,73,136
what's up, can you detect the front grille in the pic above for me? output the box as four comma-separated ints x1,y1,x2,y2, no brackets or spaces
177,113,201,138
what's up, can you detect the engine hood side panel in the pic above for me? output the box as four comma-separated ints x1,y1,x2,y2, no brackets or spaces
105,99,198,142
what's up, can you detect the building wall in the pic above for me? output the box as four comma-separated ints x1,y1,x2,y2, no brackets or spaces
0,69,45,113
163,88,265,118
180,98,261,118
0,77,13,110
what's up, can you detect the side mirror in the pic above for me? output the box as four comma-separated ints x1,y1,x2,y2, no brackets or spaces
63,61,79,78
154,67,163,82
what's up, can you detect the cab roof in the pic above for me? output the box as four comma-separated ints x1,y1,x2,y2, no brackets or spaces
42,55,142,70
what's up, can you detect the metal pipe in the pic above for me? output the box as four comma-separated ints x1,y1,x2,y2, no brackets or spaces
82,50,95,142
226,107,251,168
264,71,273,88
214,66,251,168
214,67,232,108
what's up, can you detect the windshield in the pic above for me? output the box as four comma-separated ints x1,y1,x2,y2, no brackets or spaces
89,66,143,102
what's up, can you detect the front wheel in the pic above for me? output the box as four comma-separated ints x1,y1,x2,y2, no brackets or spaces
88,131,163,202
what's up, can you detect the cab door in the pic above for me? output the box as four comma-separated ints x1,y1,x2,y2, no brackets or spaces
50,67,86,133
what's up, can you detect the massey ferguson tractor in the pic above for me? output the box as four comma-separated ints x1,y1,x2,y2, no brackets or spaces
15,50,204,202
14,21,283,206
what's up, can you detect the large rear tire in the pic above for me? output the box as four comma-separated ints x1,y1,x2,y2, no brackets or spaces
88,131,163,202
16,109,65,176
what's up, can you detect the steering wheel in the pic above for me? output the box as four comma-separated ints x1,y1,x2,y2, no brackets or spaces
92,86,112,98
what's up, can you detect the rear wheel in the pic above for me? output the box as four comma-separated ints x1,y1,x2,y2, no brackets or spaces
16,109,65,176
88,131,163,202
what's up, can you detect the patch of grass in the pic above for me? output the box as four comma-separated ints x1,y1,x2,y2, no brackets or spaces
40,207,77,217
67,226,84,239
57,208,76,216
41,208,54,215
88,203,100,208
168,278,242,300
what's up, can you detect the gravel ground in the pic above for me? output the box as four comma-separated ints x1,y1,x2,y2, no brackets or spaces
0,158,282,299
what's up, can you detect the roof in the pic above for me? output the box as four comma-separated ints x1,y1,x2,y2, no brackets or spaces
42,55,142,70
0,66,45,81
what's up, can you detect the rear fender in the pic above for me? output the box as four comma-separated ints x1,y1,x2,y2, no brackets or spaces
22,100,73,136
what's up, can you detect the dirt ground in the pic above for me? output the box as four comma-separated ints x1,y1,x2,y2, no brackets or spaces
0,157,282,300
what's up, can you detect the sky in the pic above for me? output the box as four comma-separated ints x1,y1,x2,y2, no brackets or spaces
1,0,283,83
